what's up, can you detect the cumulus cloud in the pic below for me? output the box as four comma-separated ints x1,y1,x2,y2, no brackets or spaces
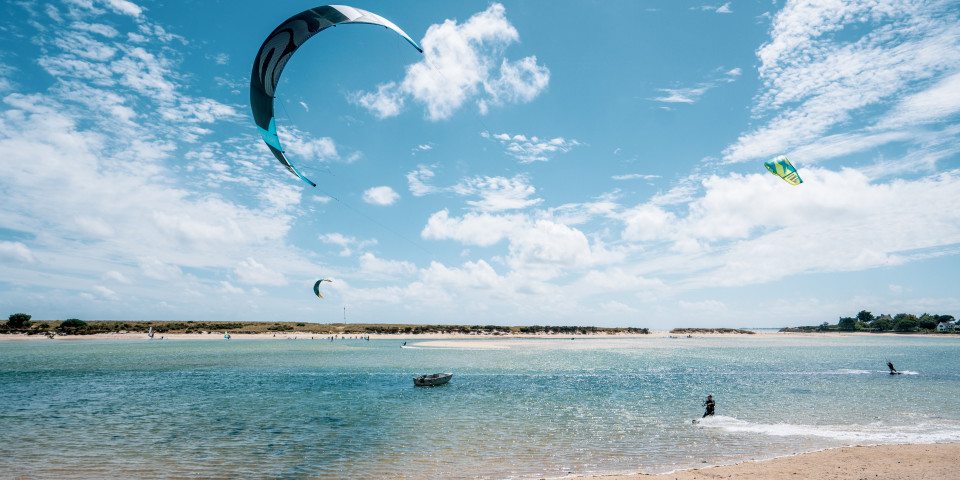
482,131,582,163
102,270,131,283
277,129,339,162
615,168,960,288
218,281,244,295
453,175,542,212
351,3,549,120
407,168,544,212
92,285,119,300
234,257,287,286
0,241,35,264
358,252,416,277
350,82,405,119
422,210,522,248
406,165,440,196
422,209,622,274
138,257,183,281
363,186,400,206
103,0,143,18
319,233,376,257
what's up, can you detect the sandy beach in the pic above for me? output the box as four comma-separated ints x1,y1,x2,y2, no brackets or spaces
580,442,960,479
0,329,928,342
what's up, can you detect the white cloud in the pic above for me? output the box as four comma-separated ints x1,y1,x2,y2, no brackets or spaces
418,259,502,292
363,186,400,206
103,0,143,18
93,285,118,300
422,210,522,247
350,82,404,119
0,241,35,264
319,233,376,257
612,173,660,181
275,128,338,162
453,175,542,212
138,257,182,281
694,3,733,14
599,301,637,314
620,204,678,243
407,168,546,212
218,281,244,295
652,67,741,104
482,131,582,163
653,86,709,103
407,165,440,196
411,144,434,156
678,299,727,313
353,3,549,120
358,253,416,277
724,0,960,162
875,70,960,130
422,209,623,274
479,56,550,114
234,257,287,286
613,168,960,289
102,270,130,283
159,97,240,124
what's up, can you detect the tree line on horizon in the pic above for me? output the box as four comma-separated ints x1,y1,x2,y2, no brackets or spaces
1,314,651,336
787,310,957,333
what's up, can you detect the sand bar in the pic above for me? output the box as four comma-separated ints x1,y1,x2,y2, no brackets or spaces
0,330,941,342
579,442,960,480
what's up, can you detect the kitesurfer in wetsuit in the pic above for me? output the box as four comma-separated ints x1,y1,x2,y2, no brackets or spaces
703,395,715,418
887,361,900,375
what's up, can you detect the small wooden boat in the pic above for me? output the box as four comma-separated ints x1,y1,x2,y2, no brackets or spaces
413,372,452,386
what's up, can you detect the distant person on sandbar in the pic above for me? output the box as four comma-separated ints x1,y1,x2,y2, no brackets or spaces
702,395,715,418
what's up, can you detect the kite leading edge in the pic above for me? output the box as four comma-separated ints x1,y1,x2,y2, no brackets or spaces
313,278,332,299
250,5,423,187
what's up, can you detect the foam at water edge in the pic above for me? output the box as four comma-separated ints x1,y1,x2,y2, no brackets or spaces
697,415,960,443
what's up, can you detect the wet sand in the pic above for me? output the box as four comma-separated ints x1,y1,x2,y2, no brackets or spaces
580,443,960,480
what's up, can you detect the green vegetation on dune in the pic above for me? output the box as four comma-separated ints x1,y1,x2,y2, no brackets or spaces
1,315,650,336
784,310,957,333
669,328,755,334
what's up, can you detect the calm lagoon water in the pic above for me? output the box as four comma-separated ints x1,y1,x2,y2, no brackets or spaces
2,335,959,479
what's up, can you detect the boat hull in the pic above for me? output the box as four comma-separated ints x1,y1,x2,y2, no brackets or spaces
413,372,452,386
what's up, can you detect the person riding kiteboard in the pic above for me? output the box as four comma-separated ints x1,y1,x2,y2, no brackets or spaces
703,394,716,417
887,361,901,375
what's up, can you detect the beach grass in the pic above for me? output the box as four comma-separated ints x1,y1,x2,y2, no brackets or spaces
4,320,651,337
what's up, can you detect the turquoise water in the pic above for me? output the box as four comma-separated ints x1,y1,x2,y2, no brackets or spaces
2,335,959,479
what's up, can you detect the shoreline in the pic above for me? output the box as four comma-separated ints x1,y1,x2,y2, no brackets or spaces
576,442,960,479
0,329,942,342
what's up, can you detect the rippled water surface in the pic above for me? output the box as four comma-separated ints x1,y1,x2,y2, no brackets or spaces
2,335,959,479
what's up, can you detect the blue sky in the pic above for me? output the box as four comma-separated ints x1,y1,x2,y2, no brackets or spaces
1,0,959,329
